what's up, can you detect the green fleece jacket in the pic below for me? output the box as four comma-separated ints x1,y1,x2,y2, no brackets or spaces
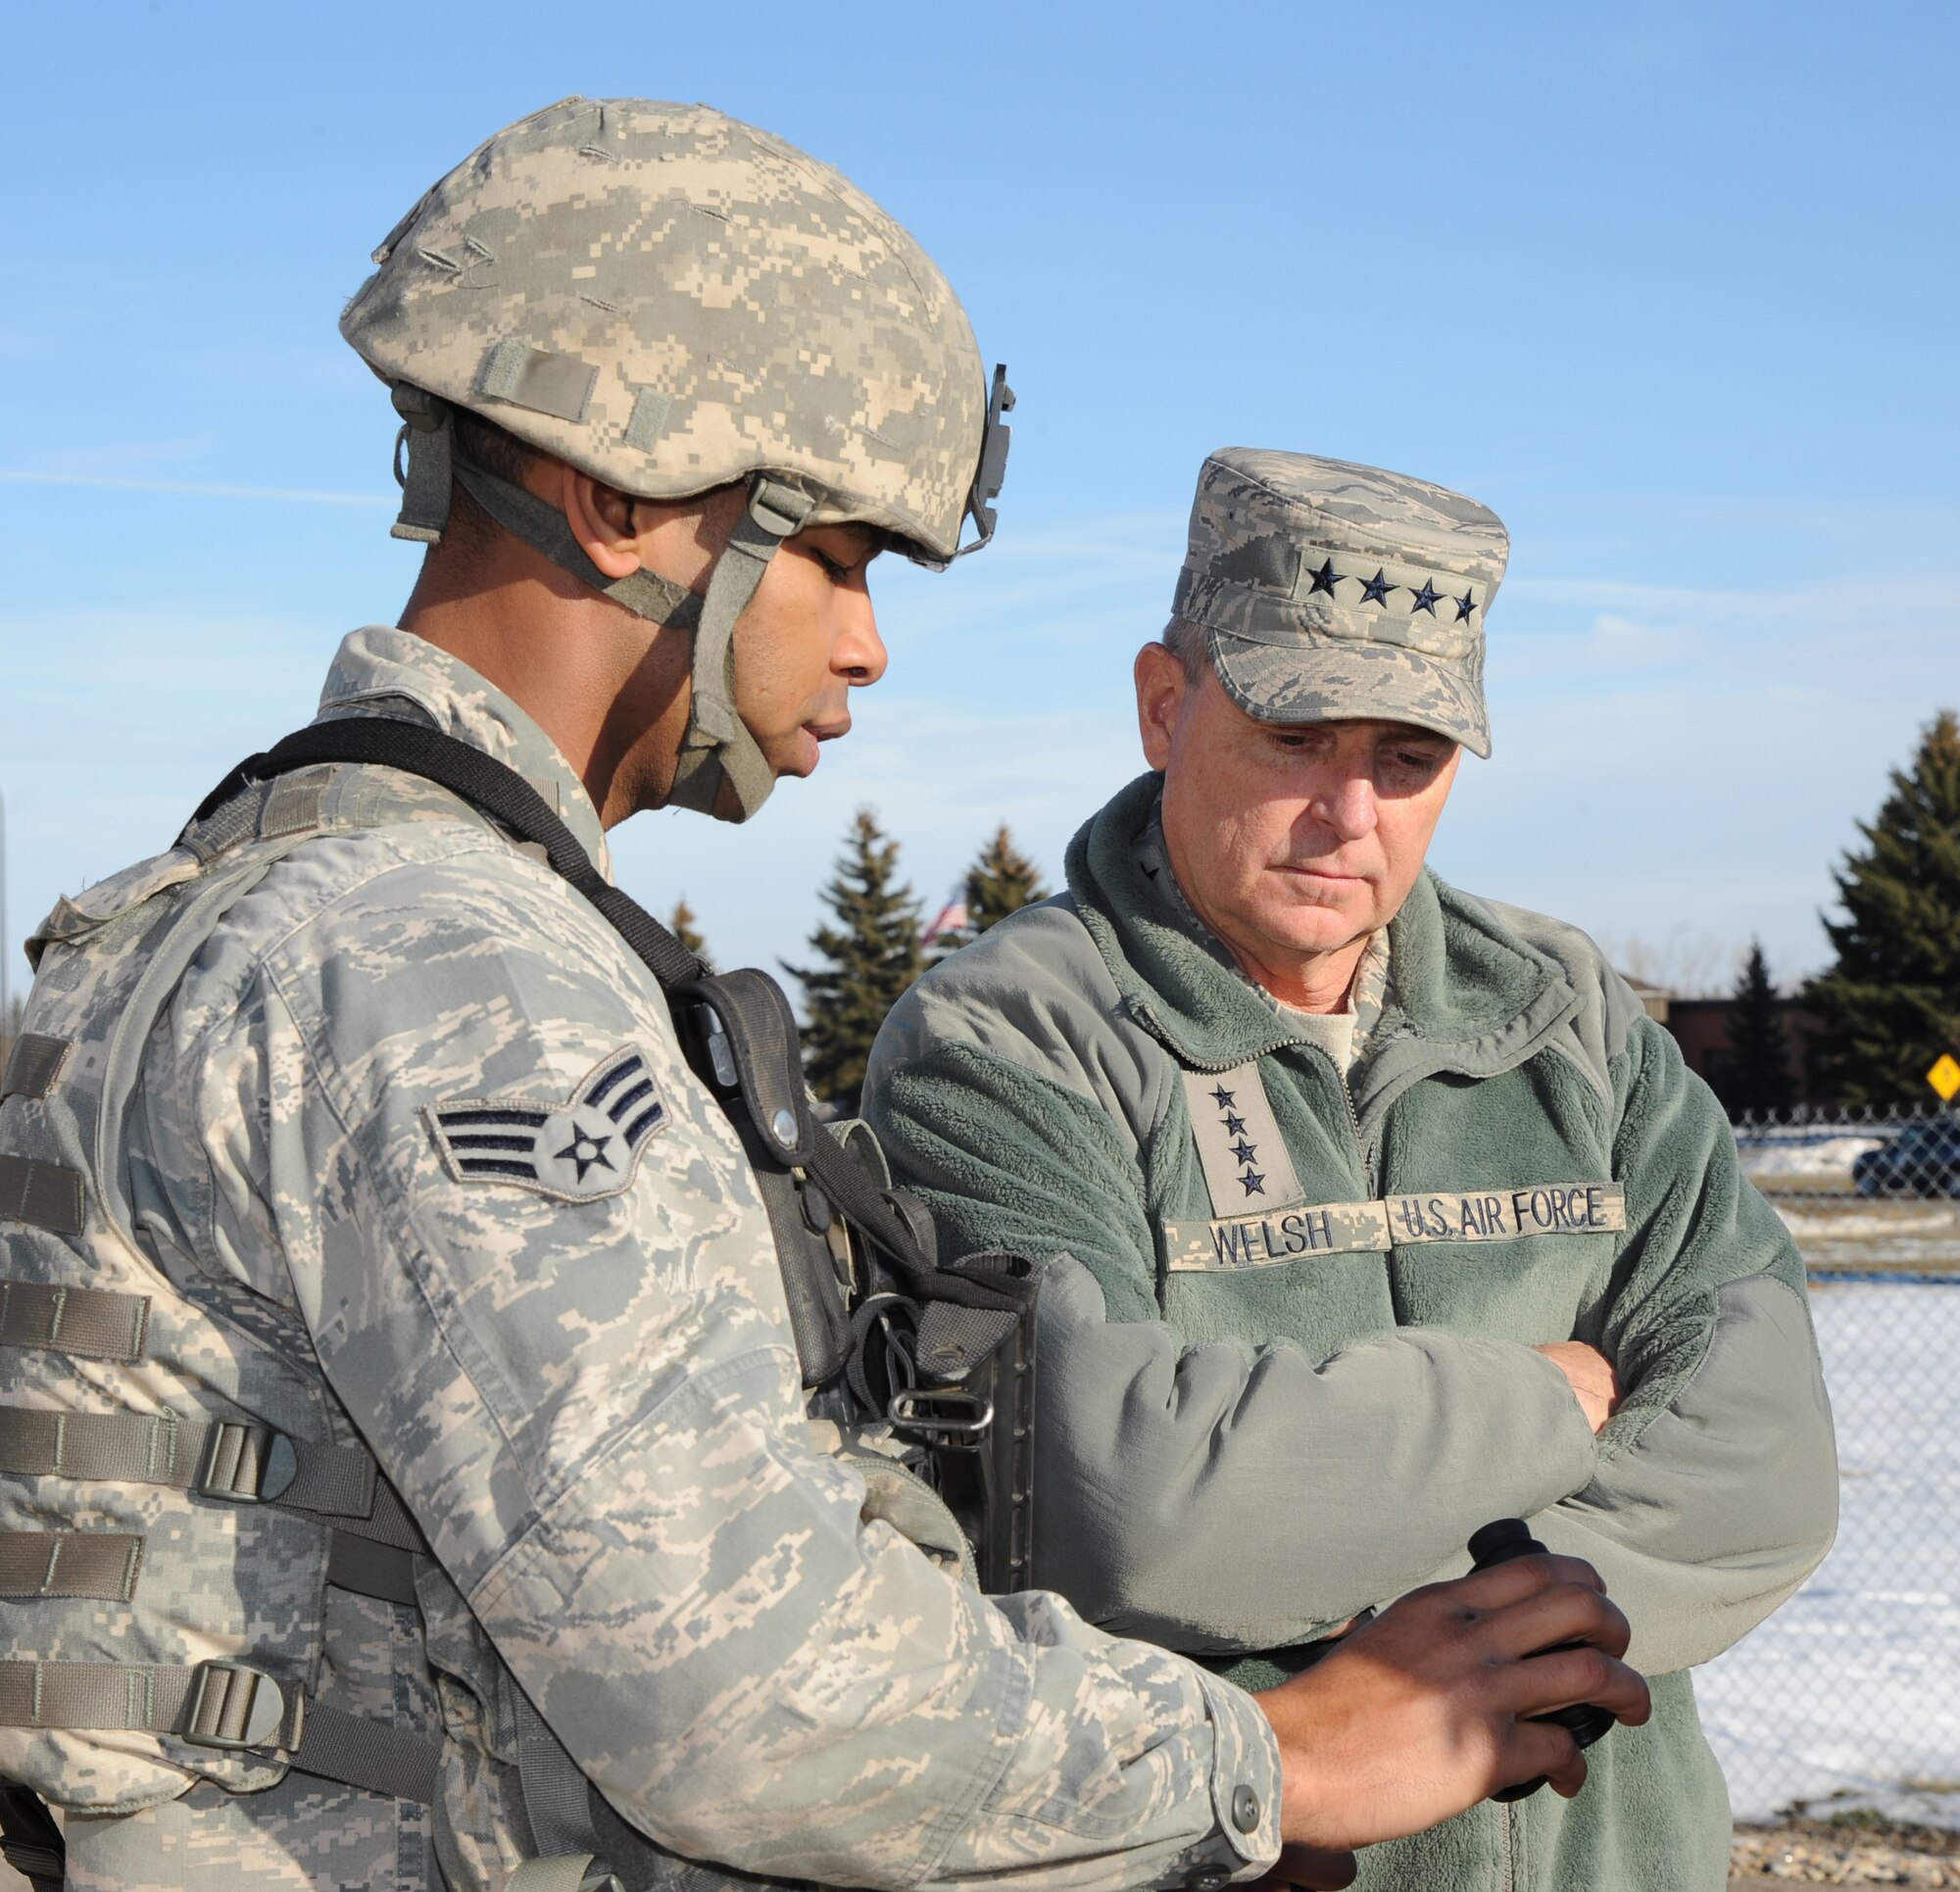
864,771,1837,1892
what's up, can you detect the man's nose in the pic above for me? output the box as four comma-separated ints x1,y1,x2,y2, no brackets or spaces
1313,769,1377,840
838,588,888,687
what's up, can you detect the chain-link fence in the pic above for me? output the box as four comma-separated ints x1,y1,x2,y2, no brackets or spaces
1701,1105,1960,1824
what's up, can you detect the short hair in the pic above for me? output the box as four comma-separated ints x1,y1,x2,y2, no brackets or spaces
1160,615,1209,681
443,408,542,554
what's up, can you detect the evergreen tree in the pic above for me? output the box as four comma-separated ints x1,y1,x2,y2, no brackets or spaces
928,825,1050,962
965,825,1050,934
1724,940,1794,1117
1803,710,1960,1106
668,897,711,970
785,809,923,1110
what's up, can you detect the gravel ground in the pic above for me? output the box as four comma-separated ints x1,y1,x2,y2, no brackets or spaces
1733,1815,1960,1885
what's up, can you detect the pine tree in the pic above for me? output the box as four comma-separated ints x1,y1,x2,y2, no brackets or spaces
1724,940,1794,1117
785,809,923,1110
1803,710,1960,1106
668,897,711,970
929,825,1051,962
965,825,1050,935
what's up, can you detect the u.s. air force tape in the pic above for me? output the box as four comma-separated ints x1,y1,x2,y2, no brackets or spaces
1160,1182,1627,1273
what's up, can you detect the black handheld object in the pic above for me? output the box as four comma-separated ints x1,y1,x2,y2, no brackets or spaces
1468,1519,1618,1803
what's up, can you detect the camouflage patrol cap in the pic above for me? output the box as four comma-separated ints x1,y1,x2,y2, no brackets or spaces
1171,450,1509,757
341,95,1000,564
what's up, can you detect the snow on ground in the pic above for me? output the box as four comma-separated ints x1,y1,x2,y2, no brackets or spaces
1776,1204,1960,1270
1741,1133,1888,1178
1698,1282,1960,1821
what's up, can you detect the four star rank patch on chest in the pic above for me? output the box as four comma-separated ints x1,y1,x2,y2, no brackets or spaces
424,1045,668,1204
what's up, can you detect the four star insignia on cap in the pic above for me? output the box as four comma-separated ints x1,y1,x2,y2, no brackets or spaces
424,1045,668,1204
1292,555,1477,622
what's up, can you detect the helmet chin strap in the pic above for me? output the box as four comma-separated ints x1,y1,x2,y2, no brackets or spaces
664,476,815,822
391,387,815,824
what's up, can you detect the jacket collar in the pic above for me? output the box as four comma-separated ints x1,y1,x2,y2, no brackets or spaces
1065,771,1580,1096
317,625,612,878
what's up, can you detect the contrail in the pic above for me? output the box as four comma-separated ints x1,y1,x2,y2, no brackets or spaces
0,468,392,507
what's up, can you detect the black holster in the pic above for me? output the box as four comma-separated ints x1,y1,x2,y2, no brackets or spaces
673,968,1039,1592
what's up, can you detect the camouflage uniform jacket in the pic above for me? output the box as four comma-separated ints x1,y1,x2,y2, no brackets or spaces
5,631,1281,1892
865,769,1840,1892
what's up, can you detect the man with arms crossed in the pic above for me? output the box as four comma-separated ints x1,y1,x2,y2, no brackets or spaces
0,115,1643,1892
867,450,1837,1890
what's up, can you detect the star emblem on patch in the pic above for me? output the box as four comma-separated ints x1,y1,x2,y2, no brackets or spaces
424,1045,667,1203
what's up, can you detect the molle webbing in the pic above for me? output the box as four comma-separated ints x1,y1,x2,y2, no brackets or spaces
0,1660,441,1805
0,1407,424,1604
0,1282,149,1362
0,1038,69,1103
0,1531,143,1601
0,1410,370,1509
0,1159,83,1239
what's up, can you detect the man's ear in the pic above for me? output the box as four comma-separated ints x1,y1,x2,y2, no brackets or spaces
1134,642,1187,771
561,466,643,580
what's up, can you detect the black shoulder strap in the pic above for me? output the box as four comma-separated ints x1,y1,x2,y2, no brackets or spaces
194,720,702,988
193,721,1023,1320
0,1783,63,1892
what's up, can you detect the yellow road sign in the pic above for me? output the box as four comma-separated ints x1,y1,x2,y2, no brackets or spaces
1929,1053,1960,1101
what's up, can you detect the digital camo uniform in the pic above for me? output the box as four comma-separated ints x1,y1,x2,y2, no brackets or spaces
2,630,1279,1892
866,452,1839,1892
0,97,1278,1892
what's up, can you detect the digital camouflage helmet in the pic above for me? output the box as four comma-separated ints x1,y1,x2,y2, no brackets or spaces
341,96,1013,821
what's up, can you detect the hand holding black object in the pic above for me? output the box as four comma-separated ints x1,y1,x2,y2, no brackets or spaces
1469,1519,1620,1802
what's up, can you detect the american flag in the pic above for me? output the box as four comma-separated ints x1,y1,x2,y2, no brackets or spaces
920,895,969,946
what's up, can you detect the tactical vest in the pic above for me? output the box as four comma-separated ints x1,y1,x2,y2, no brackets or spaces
0,721,1037,1891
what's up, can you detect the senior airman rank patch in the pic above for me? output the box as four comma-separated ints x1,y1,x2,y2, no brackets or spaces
424,1045,667,1204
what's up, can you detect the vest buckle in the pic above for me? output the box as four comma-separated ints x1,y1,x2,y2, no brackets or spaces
197,1423,299,1503
182,1662,293,1752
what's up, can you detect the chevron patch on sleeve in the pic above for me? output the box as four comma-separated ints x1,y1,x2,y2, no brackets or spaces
423,1045,669,1203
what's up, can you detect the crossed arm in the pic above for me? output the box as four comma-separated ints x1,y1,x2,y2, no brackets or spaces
869,1023,1837,1676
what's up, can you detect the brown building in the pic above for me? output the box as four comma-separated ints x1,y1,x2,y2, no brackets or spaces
1616,978,1828,1109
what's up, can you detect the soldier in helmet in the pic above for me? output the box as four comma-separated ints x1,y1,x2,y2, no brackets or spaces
0,109,1646,1892
865,450,1838,1891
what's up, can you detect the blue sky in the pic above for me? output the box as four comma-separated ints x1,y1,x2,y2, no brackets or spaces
3,0,1956,1007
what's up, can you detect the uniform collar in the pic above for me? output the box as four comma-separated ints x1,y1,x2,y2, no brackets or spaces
317,625,612,879
1066,772,1578,1090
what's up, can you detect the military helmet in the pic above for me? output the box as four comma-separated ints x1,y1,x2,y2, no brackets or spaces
341,97,1012,821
